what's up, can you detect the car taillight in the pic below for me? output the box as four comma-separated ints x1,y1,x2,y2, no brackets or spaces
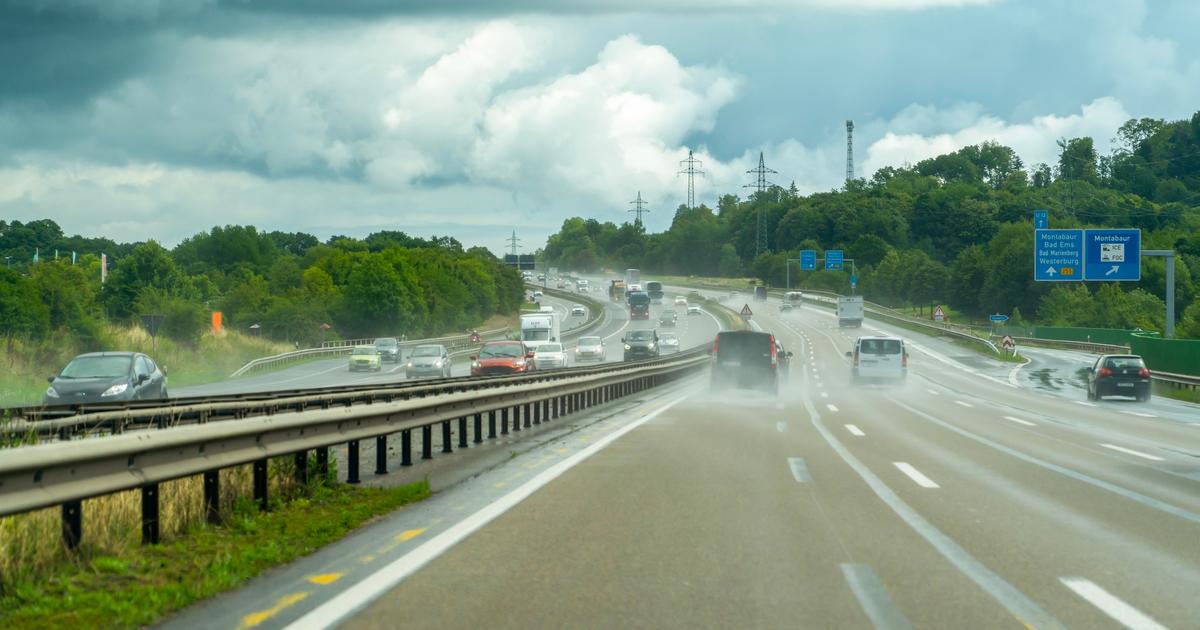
1098,367,1112,377
770,337,778,368
712,337,719,354
901,352,907,367
1138,367,1150,378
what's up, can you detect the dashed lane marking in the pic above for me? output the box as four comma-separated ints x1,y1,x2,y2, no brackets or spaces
1002,416,1036,427
894,462,940,488
1099,443,1165,462
306,573,343,586
827,404,840,412
787,457,812,483
1059,577,1167,630
954,400,973,408
241,592,310,628
845,424,865,437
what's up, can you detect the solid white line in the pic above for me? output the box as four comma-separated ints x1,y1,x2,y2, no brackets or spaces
286,393,692,630
601,316,630,341
826,404,839,412
1008,357,1029,388
845,424,865,437
1100,443,1165,462
1122,411,1157,419
894,462,940,488
927,389,939,396
1074,400,1097,407
1002,415,1036,427
954,400,973,408
1059,577,1167,630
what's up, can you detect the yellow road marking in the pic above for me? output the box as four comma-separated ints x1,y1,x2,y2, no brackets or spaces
395,528,425,542
554,448,568,454
359,555,375,564
494,482,508,489
306,573,343,585
240,592,309,628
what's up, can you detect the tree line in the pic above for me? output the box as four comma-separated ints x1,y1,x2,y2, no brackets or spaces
0,223,525,349
542,112,1200,337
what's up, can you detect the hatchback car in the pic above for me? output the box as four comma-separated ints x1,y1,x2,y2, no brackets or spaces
349,346,383,372
406,344,451,379
659,332,680,354
574,336,606,362
846,336,907,383
623,329,660,360
1087,354,1152,402
687,304,701,316
659,310,678,327
571,304,587,317
674,296,688,306
44,352,168,404
471,341,535,376
374,337,401,363
710,331,789,395
533,343,567,369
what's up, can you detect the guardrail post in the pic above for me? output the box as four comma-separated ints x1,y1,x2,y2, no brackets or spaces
458,417,468,448
501,408,509,434
442,421,453,453
401,430,413,466
474,414,483,444
524,403,532,428
294,451,309,486
375,435,388,474
141,483,160,545
348,440,360,484
513,406,521,432
533,401,541,425
422,426,433,459
316,447,330,484
204,470,220,525
62,500,82,550
489,410,497,438
254,458,268,511
542,399,550,422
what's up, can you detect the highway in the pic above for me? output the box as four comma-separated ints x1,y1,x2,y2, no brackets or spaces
164,283,1199,630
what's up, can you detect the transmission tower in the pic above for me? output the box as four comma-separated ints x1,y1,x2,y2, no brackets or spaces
628,191,650,225
744,151,777,258
506,230,521,257
845,120,855,184
677,150,705,209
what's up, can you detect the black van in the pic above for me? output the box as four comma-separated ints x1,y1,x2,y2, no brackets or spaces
710,330,791,395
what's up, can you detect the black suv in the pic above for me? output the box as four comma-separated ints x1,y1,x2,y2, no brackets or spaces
710,330,791,395
1087,354,1152,402
623,329,660,360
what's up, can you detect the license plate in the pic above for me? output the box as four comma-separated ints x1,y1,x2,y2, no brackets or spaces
1117,382,1134,388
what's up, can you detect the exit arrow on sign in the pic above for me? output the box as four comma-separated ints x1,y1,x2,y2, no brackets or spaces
1105,265,1119,276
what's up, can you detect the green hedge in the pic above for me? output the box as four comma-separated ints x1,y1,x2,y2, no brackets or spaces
1033,326,1160,346
1130,334,1200,376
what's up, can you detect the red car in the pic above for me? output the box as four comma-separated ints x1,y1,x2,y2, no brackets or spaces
470,341,536,376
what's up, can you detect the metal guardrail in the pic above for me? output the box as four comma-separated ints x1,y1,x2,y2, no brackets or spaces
0,348,711,549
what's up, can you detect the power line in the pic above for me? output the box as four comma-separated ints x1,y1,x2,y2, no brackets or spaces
744,151,777,258
628,191,650,225
678,150,705,210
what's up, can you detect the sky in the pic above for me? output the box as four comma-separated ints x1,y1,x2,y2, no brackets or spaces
2,0,1199,255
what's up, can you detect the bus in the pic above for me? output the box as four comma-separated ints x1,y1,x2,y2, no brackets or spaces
628,291,651,320
645,280,664,304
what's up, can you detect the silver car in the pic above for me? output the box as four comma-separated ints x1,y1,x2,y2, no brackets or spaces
573,336,605,362
406,344,451,379
533,343,566,369
658,332,680,354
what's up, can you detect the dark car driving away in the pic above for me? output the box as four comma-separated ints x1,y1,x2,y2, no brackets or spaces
623,329,660,360
374,337,401,363
44,352,168,404
710,330,788,395
1087,354,1152,402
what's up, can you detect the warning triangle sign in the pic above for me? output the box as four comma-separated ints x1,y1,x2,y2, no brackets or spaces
932,305,946,322
740,304,753,317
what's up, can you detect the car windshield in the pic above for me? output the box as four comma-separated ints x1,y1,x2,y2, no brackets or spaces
375,338,398,347
538,344,563,353
715,333,771,362
352,347,376,356
59,356,131,379
523,330,550,341
860,339,903,355
660,334,678,342
577,337,601,346
412,346,441,357
628,330,655,341
480,344,523,359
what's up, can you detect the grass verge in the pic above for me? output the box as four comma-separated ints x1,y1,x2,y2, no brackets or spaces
0,479,430,630
1158,386,1200,404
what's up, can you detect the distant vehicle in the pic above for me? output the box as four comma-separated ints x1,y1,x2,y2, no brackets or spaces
576,279,589,291
532,290,544,300
537,274,545,281
625,268,641,287
471,341,535,376
658,332,680,354
846,336,907,383
627,283,643,295
1087,354,1151,402
753,285,768,301
646,280,664,303
710,330,789,395
406,344,450,379
520,311,561,352
659,309,678,327
349,346,383,372
785,291,803,305
623,329,659,360
687,304,701,316
674,295,688,306
374,337,401,363
44,351,168,404
574,336,606,362
556,282,567,289
688,290,703,302
609,280,627,302
837,295,864,328
775,339,791,380
779,302,794,312
533,343,566,369
628,291,651,320
571,304,586,317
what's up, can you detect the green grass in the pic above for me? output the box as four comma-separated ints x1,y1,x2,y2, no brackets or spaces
1159,386,1200,404
0,480,430,630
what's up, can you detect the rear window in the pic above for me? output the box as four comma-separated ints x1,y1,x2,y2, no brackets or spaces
628,330,655,341
715,332,773,362
1104,356,1145,369
859,339,903,355
538,344,563,353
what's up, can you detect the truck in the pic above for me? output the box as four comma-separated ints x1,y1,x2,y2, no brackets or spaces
625,268,641,287
628,291,651,320
609,279,626,302
837,295,864,328
753,285,768,301
645,280,664,304
519,312,561,351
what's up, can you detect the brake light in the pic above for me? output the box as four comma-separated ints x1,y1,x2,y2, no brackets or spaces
769,336,778,368
901,352,908,368
1138,367,1150,378
1098,367,1112,377
853,348,859,366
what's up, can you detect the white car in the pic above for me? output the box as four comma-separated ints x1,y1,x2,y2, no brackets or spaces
533,343,566,369
532,290,544,299
574,336,605,362
687,304,701,315
847,336,907,383
674,296,688,306
658,332,680,353
571,304,586,317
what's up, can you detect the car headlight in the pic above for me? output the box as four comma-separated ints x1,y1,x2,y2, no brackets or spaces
101,383,129,397
575,348,581,353
648,343,656,349
513,359,525,367
406,361,413,367
471,361,480,368
45,386,59,398
434,360,442,367
624,344,631,350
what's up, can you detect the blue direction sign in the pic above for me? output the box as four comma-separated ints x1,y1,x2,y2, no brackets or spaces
1034,209,1048,229
825,250,844,270
1034,229,1083,281
799,250,816,270
989,314,1009,322
850,273,857,289
1083,229,1140,281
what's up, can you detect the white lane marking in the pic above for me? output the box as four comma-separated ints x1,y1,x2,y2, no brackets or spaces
1074,400,1097,408
1008,357,1030,388
1122,411,1157,419
1100,443,1165,462
819,391,828,398
1002,415,1036,427
845,424,865,437
776,421,787,433
286,393,691,630
841,564,915,630
894,462,940,488
1059,577,1167,630
954,400,973,408
927,389,939,396
826,404,839,412
787,457,812,483
601,317,630,342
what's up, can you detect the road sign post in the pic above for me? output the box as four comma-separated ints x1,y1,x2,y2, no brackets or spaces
1034,229,1083,281
140,314,165,353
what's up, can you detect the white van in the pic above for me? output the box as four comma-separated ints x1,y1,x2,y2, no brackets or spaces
847,336,907,383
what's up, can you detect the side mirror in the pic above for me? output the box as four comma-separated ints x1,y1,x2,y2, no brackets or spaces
161,365,168,375
137,374,150,384
470,355,478,361
1086,366,1093,372
621,337,625,342
526,352,535,359
844,351,852,358
787,351,794,357
47,376,56,383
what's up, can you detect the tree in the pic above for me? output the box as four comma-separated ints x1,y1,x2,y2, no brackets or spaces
30,260,104,346
0,268,50,339
102,241,185,319
948,245,987,316
1057,137,1099,184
